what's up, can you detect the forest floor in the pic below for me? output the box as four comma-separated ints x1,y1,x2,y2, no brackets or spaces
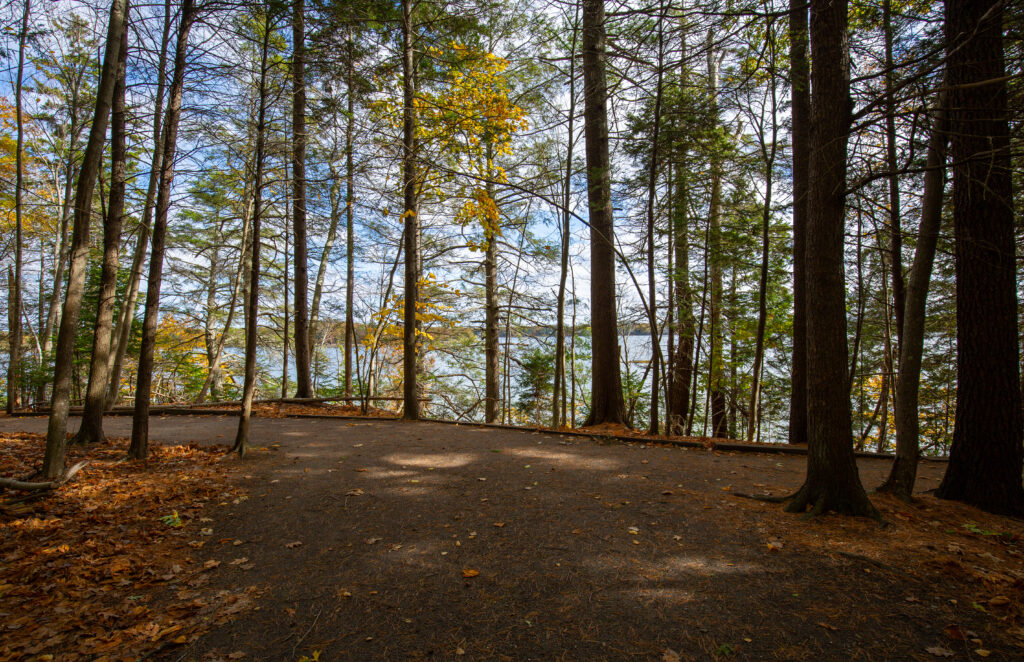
2,413,1023,661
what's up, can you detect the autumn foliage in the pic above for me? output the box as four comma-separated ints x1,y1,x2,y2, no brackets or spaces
0,433,254,661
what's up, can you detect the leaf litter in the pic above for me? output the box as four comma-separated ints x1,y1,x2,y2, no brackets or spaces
0,432,258,660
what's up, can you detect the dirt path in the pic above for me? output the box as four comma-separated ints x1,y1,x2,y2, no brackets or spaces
2,415,1018,661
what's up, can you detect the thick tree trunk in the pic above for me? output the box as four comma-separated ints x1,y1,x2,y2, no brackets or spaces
787,0,810,446
291,0,312,398
401,0,421,421
581,0,624,426
8,0,29,413
878,88,948,499
76,26,129,444
785,0,876,517
42,0,129,479
129,0,196,460
935,0,1024,517
107,0,172,408
233,6,274,456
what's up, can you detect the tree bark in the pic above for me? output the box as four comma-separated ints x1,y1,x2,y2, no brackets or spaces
233,5,274,456
935,0,1024,516
787,0,809,446
401,0,421,421
706,34,726,440
747,33,779,443
8,0,30,413
129,0,196,460
581,0,624,426
106,0,172,409
42,0,128,479
484,143,500,424
668,31,695,435
883,0,905,356
75,24,129,444
784,0,876,517
344,30,356,397
553,4,579,429
645,11,665,435
879,87,948,499
291,0,313,397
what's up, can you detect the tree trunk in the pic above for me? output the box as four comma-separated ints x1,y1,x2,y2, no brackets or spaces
42,0,129,480
935,0,1024,517
484,143,500,424
291,0,312,398
645,11,665,435
129,0,196,460
195,194,250,404
553,4,579,429
706,35,726,440
581,0,624,426
878,87,948,499
747,44,779,443
883,0,905,356
8,0,30,413
75,25,128,444
401,0,421,421
282,185,290,398
344,32,356,397
784,0,876,518
787,0,810,446
107,0,172,409
233,5,274,456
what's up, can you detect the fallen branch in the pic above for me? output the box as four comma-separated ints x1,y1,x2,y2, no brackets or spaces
0,460,90,492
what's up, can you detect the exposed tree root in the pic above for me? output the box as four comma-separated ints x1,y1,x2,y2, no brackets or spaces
0,460,89,492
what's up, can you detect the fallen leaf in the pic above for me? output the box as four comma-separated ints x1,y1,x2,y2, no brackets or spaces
662,649,681,662
285,541,303,549
462,569,480,578
493,522,506,528
944,624,965,641
817,622,837,631
989,596,1010,606
975,649,991,658
203,560,220,571
346,488,365,496
925,647,954,657
365,537,383,545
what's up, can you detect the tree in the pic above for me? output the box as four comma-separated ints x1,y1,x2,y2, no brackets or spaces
935,0,1024,516
42,0,128,478
7,0,30,414
75,21,128,444
785,0,876,517
106,0,173,409
877,84,948,499
400,0,420,420
234,1,281,455
291,0,313,398
787,0,808,446
131,0,198,460
580,0,624,427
